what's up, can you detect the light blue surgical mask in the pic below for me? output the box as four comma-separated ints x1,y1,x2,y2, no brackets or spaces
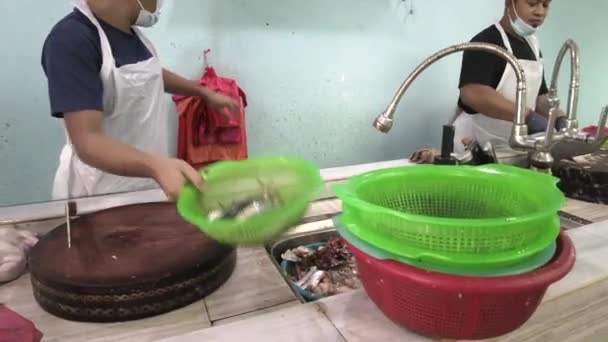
509,2,537,37
135,0,163,28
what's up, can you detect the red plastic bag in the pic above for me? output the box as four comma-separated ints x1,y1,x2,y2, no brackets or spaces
172,50,248,169
0,305,43,342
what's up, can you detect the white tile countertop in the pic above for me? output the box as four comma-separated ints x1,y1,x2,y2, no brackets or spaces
0,159,413,225
3,217,608,342
1,200,607,341
0,199,342,341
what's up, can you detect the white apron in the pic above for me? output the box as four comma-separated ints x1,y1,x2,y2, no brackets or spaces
52,0,168,200
452,22,544,153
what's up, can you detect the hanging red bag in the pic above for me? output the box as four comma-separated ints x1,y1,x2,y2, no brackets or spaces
173,50,248,169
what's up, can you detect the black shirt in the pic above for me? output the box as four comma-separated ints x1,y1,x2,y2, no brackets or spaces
458,24,549,114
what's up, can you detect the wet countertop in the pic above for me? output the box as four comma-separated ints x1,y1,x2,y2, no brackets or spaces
1,159,607,341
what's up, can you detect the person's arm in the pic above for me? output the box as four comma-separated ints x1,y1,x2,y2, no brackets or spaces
536,94,567,118
535,77,567,118
63,110,158,178
458,28,534,122
41,25,203,201
63,110,204,200
533,71,570,130
162,68,239,117
162,68,204,96
460,84,533,121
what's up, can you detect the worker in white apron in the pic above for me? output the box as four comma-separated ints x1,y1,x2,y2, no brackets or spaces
42,0,239,201
454,0,565,157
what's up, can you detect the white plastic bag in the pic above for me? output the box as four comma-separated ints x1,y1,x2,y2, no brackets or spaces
0,227,38,283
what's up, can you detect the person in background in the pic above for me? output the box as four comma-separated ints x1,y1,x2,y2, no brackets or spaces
454,0,566,153
41,0,239,201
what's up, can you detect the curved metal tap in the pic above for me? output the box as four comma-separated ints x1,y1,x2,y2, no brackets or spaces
544,39,607,161
528,96,564,173
373,40,605,172
548,39,581,135
372,42,553,159
373,42,529,135
586,105,608,149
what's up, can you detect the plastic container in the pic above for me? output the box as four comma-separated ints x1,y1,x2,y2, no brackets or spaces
344,230,575,340
177,156,324,245
333,164,564,255
338,213,557,271
280,242,325,302
333,216,556,277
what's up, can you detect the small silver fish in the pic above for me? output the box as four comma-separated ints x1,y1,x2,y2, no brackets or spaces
281,249,301,263
207,179,283,221
208,209,225,221
293,246,314,258
305,270,326,290
296,266,317,287
235,198,272,220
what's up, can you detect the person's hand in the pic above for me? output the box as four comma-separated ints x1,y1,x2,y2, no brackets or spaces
525,111,549,134
409,148,439,164
202,90,240,120
555,115,569,131
150,157,205,201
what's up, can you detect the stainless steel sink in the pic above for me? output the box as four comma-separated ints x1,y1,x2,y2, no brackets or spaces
266,227,339,303
552,140,600,162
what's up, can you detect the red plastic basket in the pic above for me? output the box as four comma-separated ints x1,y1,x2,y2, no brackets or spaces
345,231,576,340
582,125,608,136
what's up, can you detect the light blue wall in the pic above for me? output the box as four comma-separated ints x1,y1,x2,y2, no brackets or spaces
538,0,608,127
6,0,595,207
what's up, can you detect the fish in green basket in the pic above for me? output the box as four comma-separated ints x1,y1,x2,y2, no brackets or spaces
208,179,284,221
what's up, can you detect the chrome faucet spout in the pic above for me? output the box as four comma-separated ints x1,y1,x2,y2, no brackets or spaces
373,42,529,135
549,39,581,133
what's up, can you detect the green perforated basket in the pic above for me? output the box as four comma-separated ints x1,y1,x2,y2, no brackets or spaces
333,216,557,277
333,164,565,258
177,156,324,245
337,213,558,271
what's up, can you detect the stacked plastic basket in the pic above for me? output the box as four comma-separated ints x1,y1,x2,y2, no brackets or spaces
333,164,576,340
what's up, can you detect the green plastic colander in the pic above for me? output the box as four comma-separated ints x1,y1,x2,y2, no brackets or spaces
177,156,324,245
333,216,557,277
333,164,564,256
338,212,557,270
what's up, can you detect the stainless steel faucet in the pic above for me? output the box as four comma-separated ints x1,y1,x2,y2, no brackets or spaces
544,39,607,160
527,96,563,173
374,40,606,172
548,39,581,136
373,42,541,159
374,42,529,135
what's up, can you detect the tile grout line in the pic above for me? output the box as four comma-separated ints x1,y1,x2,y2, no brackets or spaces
313,301,348,342
209,299,298,326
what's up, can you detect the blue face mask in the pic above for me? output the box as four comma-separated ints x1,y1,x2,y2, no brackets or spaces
509,2,537,37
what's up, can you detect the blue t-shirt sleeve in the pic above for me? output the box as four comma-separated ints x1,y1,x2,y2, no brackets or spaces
42,22,103,118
